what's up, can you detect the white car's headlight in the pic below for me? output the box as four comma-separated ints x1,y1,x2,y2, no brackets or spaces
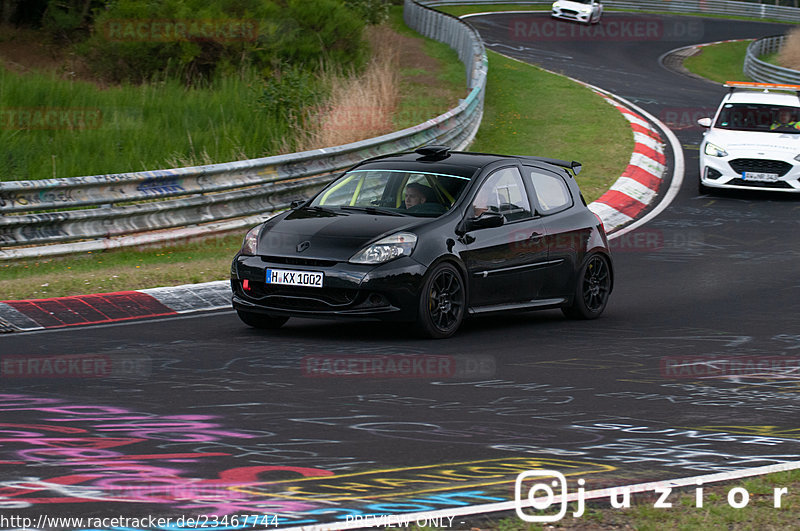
350,232,417,265
240,225,260,256
794,154,800,162
704,142,728,158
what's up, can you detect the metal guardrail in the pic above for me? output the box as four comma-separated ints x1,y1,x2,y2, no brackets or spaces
744,35,800,84
422,0,800,22
0,0,487,260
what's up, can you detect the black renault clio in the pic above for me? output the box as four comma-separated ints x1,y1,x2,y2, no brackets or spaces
231,146,613,338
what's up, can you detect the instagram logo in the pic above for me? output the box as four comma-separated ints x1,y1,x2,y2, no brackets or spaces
515,470,584,523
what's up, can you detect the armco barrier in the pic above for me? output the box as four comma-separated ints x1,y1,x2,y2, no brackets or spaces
744,35,800,84
0,0,487,260
421,0,800,23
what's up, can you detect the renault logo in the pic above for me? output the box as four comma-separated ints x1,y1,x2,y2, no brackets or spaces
296,241,311,253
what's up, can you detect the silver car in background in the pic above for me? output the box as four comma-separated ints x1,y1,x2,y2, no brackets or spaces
552,0,603,24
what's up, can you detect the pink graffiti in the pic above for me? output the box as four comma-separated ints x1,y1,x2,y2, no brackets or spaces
0,394,335,515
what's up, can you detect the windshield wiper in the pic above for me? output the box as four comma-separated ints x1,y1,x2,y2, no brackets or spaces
339,205,410,217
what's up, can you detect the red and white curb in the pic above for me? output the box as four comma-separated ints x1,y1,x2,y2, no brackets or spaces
0,281,230,333
588,93,667,233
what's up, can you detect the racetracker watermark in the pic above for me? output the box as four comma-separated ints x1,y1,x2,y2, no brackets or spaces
101,18,258,42
515,469,795,523
509,16,703,42
661,356,800,379
659,107,717,131
1,354,151,378
301,354,495,379
1,108,102,130
510,228,664,253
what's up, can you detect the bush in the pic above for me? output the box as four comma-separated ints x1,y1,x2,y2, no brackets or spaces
256,66,327,125
79,0,367,85
40,0,105,41
344,0,391,25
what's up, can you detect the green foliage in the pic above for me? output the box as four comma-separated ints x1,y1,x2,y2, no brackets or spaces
345,0,391,24
256,66,327,126
281,0,367,69
40,0,103,41
79,0,367,85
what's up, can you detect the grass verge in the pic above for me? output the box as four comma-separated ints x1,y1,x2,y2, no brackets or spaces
472,50,631,203
0,66,300,181
682,41,755,84
2,12,631,301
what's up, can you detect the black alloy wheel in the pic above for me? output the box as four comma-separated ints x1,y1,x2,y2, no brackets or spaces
416,262,466,339
562,254,611,319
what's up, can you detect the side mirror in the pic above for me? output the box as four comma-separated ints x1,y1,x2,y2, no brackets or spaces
465,210,504,232
697,117,712,128
290,199,306,209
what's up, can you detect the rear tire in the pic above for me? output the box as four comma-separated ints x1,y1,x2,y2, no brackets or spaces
415,262,466,339
562,254,611,320
237,310,289,329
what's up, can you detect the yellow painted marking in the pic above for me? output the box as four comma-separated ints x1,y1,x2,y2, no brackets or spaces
231,457,615,501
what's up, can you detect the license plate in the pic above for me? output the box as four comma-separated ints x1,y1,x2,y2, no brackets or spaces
266,269,323,288
742,172,779,182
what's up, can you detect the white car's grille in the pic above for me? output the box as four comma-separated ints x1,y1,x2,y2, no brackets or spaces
729,158,793,177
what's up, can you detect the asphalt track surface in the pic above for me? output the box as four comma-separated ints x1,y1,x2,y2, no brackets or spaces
1,12,799,530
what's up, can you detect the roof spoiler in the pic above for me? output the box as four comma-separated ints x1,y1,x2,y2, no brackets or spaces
523,156,582,176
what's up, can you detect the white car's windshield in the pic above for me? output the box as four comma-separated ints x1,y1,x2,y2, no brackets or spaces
715,103,800,134
311,169,470,217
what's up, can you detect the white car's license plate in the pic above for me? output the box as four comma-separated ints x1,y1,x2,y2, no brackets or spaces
266,269,323,287
742,172,779,182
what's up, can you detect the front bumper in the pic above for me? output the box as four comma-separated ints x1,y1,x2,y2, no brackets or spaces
700,155,800,192
231,255,427,322
552,9,592,23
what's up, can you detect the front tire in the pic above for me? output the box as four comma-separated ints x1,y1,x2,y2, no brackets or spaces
415,262,466,339
562,254,611,320
237,310,289,329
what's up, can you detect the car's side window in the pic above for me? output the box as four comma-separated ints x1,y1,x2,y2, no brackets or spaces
472,166,532,222
527,168,572,214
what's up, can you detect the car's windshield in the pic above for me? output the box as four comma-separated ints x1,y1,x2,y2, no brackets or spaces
310,169,470,217
570,0,594,4
715,103,800,134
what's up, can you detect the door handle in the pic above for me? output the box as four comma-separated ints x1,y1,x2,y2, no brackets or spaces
529,232,543,243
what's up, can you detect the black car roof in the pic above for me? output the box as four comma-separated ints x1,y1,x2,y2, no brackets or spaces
354,150,578,179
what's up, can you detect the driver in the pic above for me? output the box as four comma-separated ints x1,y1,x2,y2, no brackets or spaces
770,109,800,131
404,182,434,210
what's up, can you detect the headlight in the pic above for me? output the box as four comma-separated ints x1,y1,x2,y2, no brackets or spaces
350,232,417,265
704,142,728,158
794,154,800,162
240,225,260,256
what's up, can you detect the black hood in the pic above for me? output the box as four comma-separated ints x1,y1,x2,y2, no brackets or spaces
257,208,426,261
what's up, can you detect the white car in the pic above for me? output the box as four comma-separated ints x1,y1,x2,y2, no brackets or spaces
698,82,800,193
551,0,603,24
